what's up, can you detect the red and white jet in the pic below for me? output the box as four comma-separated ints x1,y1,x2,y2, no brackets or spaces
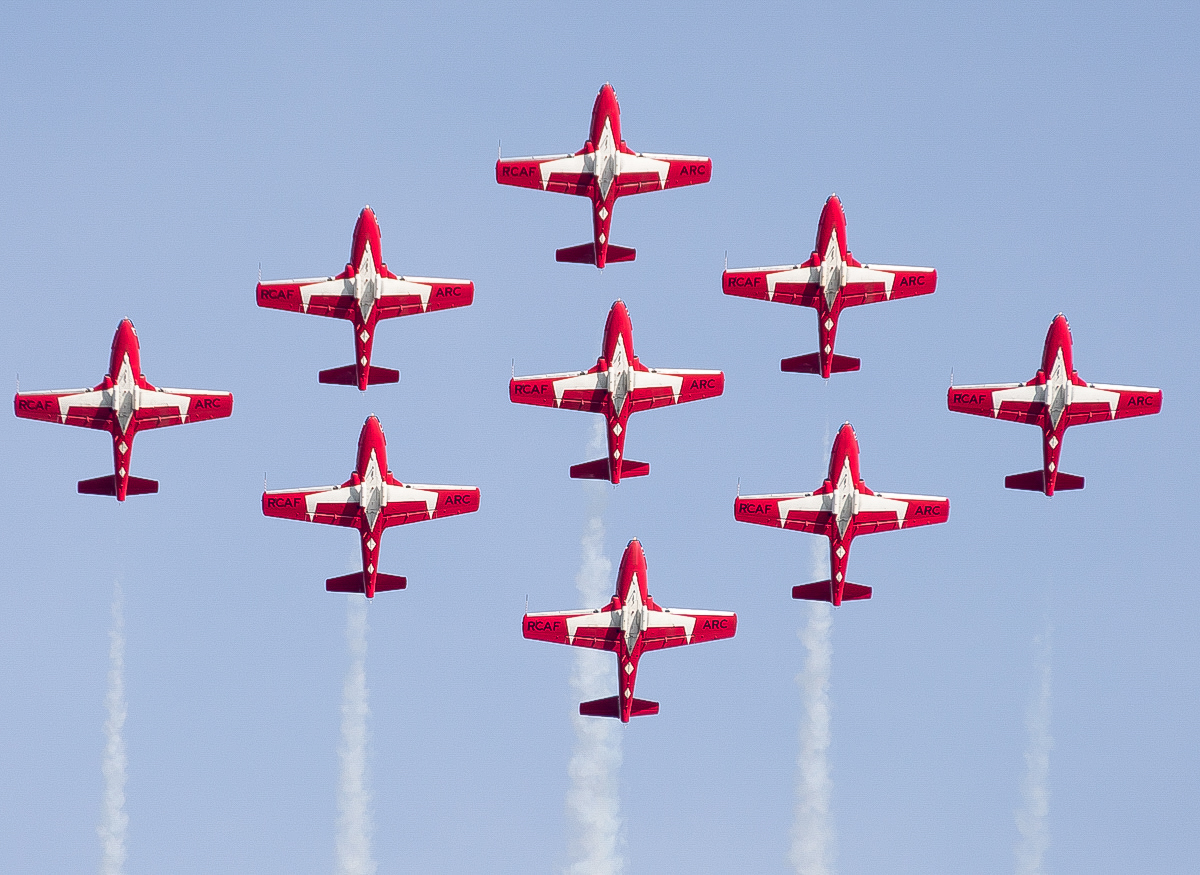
256,206,474,390
722,194,937,378
261,415,479,598
496,83,712,268
947,313,1163,496
13,319,232,501
734,423,949,605
523,538,736,722
509,299,724,484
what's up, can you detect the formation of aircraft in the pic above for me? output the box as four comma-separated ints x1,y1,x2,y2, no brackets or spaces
734,423,949,605
497,83,712,268
723,194,937,378
13,319,232,501
947,313,1163,495
510,299,724,483
256,206,474,390
11,83,1164,729
261,415,480,598
523,538,736,722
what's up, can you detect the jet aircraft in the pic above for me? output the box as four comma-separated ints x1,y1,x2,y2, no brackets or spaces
496,83,712,268
261,415,479,597
509,300,723,484
523,538,736,722
256,206,474,390
947,313,1162,495
13,319,232,500
734,423,949,605
722,194,937,378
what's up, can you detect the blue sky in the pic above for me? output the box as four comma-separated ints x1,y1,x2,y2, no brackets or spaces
1,3,1197,872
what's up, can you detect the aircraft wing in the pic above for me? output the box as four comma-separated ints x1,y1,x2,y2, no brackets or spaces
614,152,711,195
135,388,233,429
262,485,360,527
852,492,950,534
734,492,834,536
638,609,736,652
1065,383,1163,425
723,264,935,308
496,153,593,195
723,264,821,307
258,275,473,320
947,383,1045,425
381,483,480,527
523,609,620,651
839,264,937,307
374,277,474,319
627,368,724,413
15,388,113,429
510,371,607,412
257,276,353,318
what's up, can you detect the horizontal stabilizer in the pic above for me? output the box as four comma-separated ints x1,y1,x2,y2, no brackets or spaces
1005,470,1084,493
326,573,365,593
78,475,158,496
555,243,637,265
375,573,407,592
780,353,861,375
579,696,659,719
792,580,873,603
604,244,637,264
569,458,650,482
556,243,598,264
318,365,400,386
326,572,408,594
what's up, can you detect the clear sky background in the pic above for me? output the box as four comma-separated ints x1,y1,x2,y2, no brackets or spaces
1,2,1197,873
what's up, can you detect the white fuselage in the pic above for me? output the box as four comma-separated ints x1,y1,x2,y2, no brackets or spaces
592,117,619,201
619,575,648,655
1045,347,1070,429
352,242,381,322
832,457,858,538
818,231,847,310
358,449,386,530
605,334,634,416
110,354,138,434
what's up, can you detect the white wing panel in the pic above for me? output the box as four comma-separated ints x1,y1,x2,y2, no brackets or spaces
537,153,591,187
616,153,672,187
775,492,832,524
988,383,1044,414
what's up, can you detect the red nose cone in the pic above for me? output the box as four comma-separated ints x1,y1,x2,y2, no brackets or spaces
814,194,849,260
109,319,142,379
590,83,622,148
828,422,861,484
357,414,388,473
350,206,384,273
1042,313,1074,375
602,299,635,361
616,538,648,601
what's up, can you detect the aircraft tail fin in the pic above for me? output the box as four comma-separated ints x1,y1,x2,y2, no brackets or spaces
569,458,650,482
579,696,659,719
326,572,407,594
1005,470,1084,494
781,353,860,375
318,365,400,387
792,580,872,603
78,475,158,497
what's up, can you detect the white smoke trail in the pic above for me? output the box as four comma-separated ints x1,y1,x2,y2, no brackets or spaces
791,424,835,875
98,580,128,875
336,596,375,875
1015,625,1053,875
565,419,623,875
